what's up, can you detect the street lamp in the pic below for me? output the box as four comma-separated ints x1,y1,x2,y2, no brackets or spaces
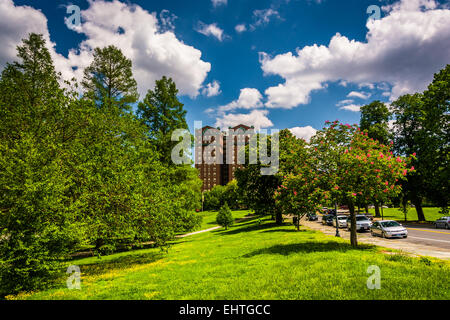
335,202,340,237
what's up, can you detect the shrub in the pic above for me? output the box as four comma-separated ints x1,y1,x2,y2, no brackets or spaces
216,203,234,230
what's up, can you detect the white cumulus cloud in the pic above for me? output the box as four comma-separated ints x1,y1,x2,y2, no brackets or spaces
260,0,450,109
202,80,222,97
218,88,263,113
235,24,247,33
215,109,273,130
196,22,226,41
347,91,371,100
289,126,317,142
0,0,212,98
339,104,362,112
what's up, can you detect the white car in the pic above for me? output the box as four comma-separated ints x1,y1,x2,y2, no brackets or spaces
347,215,372,232
371,220,408,239
333,215,348,228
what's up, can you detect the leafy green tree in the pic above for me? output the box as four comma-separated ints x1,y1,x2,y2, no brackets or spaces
216,203,234,230
391,93,428,221
204,185,226,211
0,34,83,295
82,45,138,111
235,164,281,222
222,180,241,210
137,76,188,164
360,101,392,217
360,101,392,145
0,35,202,297
311,122,409,247
421,65,449,214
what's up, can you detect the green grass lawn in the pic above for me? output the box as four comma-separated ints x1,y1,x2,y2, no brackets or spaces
368,207,444,222
10,210,450,300
192,209,252,231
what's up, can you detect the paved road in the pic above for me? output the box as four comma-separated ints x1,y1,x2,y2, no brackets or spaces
302,217,450,259
402,225,450,250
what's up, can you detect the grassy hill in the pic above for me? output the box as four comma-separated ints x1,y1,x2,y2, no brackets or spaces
9,210,450,300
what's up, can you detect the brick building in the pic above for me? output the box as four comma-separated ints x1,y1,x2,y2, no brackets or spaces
195,124,254,191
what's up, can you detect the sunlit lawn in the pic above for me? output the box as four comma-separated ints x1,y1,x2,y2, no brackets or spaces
10,210,450,300
368,207,443,222
192,209,251,231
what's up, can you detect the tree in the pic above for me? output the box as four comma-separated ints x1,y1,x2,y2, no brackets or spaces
421,65,450,214
360,101,392,145
311,122,409,247
391,93,428,221
222,180,241,210
275,129,322,230
0,34,82,295
216,203,234,230
275,173,325,231
360,101,392,217
137,76,188,164
82,45,138,111
235,164,281,222
0,35,203,296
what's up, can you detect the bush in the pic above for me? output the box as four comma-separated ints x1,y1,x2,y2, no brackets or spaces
216,203,234,230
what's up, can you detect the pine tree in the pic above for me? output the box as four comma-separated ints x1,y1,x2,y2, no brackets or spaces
82,45,138,112
137,76,188,165
216,203,234,230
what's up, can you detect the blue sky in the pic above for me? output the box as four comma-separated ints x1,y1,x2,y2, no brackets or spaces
2,0,449,140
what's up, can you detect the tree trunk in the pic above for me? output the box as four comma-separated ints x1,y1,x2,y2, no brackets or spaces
374,203,381,218
95,238,104,250
275,210,283,225
365,204,369,214
349,203,358,247
296,214,300,231
412,196,426,222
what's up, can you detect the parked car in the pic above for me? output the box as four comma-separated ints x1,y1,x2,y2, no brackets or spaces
322,214,334,226
306,213,318,221
347,215,372,232
327,209,336,215
434,217,450,229
364,214,374,221
371,220,408,238
332,215,348,228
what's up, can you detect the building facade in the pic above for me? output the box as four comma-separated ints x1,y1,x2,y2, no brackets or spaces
195,124,253,191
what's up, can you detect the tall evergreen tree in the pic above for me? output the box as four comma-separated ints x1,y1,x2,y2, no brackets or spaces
137,76,188,164
0,34,81,295
82,45,138,111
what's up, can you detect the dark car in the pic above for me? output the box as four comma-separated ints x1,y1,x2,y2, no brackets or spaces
321,214,334,226
327,209,337,215
307,213,318,221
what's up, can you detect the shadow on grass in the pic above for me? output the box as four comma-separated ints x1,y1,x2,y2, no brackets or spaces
80,251,164,277
213,221,291,236
260,228,309,233
242,241,375,257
